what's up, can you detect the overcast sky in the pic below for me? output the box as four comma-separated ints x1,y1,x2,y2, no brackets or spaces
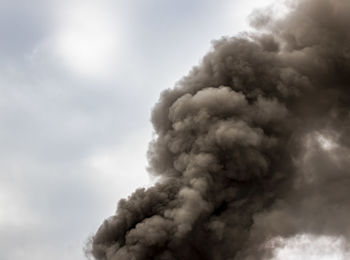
0,1,347,260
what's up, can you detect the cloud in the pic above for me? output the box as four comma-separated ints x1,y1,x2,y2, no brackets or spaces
270,234,350,260
52,0,122,79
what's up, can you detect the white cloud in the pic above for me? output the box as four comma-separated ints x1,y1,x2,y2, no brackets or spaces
270,234,350,260
53,0,122,79
0,182,39,228
88,127,153,204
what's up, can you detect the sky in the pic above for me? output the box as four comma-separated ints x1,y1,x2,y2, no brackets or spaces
0,1,348,259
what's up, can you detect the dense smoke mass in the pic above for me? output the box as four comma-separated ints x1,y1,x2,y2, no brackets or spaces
91,0,350,259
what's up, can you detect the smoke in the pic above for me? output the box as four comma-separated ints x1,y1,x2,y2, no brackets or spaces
90,0,350,259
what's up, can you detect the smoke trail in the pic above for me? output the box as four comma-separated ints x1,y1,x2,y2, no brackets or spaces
90,0,350,259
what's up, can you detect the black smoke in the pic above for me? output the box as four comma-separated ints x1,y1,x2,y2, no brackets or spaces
90,0,350,259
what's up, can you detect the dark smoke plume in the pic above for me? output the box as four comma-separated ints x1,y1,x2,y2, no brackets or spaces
90,0,350,259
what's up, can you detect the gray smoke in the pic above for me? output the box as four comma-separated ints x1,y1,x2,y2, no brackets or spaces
90,0,350,259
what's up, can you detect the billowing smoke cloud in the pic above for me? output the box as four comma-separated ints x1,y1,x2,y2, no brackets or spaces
90,0,350,259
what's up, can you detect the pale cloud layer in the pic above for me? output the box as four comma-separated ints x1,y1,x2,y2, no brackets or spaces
2,1,344,259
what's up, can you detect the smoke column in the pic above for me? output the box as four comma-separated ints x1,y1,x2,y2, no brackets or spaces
90,0,350,259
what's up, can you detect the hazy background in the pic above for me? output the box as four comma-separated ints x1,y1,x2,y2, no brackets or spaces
1,1,344,260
